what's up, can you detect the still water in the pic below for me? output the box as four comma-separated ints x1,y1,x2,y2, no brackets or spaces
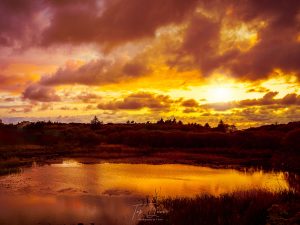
0,160,291,225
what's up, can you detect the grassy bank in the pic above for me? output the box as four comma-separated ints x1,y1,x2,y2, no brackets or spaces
0,143,299,174
138,190,300,225
0,157,31,175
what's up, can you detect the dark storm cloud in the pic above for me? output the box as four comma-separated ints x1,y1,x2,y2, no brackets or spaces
177,0,300,80
44,0,300,81
0,0,198,48
1,0,300,83
42,0,198,47
0,0,43,46
0,0,101,47
181,15,224,75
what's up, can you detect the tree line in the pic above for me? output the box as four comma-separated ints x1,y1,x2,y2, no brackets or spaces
0,117,299,152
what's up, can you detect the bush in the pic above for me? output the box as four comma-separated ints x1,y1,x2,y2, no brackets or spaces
282,128,300,151
106,130,232,148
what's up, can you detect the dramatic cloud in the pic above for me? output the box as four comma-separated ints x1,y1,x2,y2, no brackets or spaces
41,59,114,86
224,0,300,80
0,0,44,47
22,84,60,102
1,0,300,127
40,55,152,86
172,0,300,80
180,15,229,75
2,0,300,80
122,62,150,77
97,92,173,110
203,92,300,111
238,92,279,106
181,99,199,107
42,0,198,47
75,92,101,103
1,0,198,49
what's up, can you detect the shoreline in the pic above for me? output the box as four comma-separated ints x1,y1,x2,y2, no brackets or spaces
1,144,299,175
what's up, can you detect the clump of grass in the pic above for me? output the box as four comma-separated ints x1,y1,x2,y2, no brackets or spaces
138,190,300,225
0,167,22,176
0,157,29,176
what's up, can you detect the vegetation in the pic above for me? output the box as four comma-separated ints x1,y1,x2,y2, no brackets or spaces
0,157,29,175
0,118,299,225
0,119,300,172
138,190,300,225
0,118,299,151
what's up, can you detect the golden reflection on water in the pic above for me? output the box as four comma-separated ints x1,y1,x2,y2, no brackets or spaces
51,160,83,167
94,163,289,197
0,161,292,225
0,161,290,198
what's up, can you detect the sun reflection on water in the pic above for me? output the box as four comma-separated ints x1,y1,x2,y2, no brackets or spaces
0,162,293,225
94,163,289,197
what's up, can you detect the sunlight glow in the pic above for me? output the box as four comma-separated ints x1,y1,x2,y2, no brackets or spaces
207,87,233,102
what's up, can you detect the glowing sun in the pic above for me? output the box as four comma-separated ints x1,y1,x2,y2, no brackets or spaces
207,87,233,102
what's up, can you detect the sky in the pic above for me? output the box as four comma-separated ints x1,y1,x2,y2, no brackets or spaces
0,0,300,128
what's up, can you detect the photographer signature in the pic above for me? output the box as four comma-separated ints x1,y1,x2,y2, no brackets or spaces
131,203,168,222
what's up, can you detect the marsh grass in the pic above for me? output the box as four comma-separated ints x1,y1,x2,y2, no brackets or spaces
0,157,29,175
138,190,300,225
0,167,22,175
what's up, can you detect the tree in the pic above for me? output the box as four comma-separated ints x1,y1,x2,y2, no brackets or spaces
283,128,300,151
90,116,102,129
157,118,164,124
216,120,228,132
228,125,237,133
165,119,172,124
204,123,210,129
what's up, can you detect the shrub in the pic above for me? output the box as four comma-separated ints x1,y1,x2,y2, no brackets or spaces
282,128,300,151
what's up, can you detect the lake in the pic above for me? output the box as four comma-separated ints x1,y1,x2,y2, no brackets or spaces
0,160,292,225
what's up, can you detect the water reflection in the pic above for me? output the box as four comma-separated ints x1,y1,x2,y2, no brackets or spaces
284,172,300,192
93,163,289,196
0,161,293,225
0,194,136,225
